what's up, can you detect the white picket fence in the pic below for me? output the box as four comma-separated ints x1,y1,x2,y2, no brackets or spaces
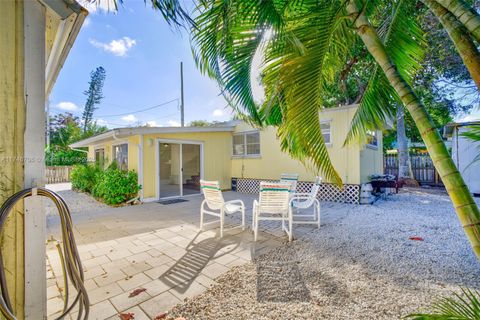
46,166,73,184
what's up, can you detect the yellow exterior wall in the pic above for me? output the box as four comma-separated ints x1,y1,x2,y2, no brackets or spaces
231,105,365,184
141,132,232,198
82,105,383,200
359,136,384,183
88,135,140,172
0,1,25,317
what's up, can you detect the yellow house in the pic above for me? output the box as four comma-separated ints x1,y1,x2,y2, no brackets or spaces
71,104,383,204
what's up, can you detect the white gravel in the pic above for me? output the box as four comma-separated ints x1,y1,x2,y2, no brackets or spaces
44,183,107,216
167,189,480,320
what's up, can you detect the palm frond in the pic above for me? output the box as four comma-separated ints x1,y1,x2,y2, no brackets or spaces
344,0,426,145
406,288,480,319
192,0,348,184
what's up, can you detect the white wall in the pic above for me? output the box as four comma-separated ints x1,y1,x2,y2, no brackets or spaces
452,126,480,195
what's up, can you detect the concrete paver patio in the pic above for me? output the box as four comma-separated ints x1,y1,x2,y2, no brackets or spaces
46,191,301,319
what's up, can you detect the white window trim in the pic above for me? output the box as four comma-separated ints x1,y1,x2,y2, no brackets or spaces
232,130,261,158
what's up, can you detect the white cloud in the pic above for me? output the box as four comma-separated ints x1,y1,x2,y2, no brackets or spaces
146,120,160,127
83,17,91,27
457,113,480,122
121,114,137,122
79,0,115,13
89,37,136,57
168,120,181,127
55,101,79,111
95,119,108,126
212,109,224,117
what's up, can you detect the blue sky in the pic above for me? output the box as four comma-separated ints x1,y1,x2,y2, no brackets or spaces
51,0,479,127
50,0,232,128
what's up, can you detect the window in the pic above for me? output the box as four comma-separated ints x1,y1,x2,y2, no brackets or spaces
321,122,331,144
94,148,105,168
233,131,260,156
366,130,378,148
113,144,128,170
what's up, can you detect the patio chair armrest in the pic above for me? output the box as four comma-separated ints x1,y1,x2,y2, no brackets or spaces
290,194,314,202
292,192,313,197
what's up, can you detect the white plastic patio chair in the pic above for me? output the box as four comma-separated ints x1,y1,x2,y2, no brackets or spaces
252,181,293,242
200,180,245,238
280,173,299,193
290,177,322,228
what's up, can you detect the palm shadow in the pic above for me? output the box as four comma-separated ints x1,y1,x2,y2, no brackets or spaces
158,232,240,294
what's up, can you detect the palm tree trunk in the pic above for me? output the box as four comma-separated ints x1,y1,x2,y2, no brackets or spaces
434,0,480,43
424,0,480,90
397,105,414,180
347,0,480,259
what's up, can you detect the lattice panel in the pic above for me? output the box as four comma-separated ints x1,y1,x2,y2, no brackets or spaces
233,178,360,204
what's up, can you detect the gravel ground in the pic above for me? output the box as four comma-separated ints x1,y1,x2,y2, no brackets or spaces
45,183,107,216
167,189,480,320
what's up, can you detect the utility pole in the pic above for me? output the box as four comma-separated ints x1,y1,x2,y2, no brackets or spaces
180,61,185,127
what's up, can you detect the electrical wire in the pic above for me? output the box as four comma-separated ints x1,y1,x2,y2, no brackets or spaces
95,98,179,118
0,188,89,320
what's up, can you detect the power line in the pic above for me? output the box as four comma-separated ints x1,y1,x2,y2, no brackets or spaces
96,98,180,118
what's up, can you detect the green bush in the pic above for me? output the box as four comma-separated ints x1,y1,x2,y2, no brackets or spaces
70,164,100,193
92,166,140,205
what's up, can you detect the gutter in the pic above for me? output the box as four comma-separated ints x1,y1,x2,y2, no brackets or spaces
45,3,88,97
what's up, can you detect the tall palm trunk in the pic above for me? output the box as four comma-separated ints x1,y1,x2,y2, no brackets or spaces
347,1,480,259
434,0,480,42
397,105,414,180
424,0,480,90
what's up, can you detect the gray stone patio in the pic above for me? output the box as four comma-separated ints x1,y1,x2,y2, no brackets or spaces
45,190,312,319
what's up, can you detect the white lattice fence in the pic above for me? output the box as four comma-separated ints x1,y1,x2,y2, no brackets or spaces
233,178,360,204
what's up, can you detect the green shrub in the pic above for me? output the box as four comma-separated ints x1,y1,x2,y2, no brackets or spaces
92,166,140,205
70,164,100,193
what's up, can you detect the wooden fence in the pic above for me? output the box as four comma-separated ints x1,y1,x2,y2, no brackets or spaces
46,166,73,184
384,153,443,186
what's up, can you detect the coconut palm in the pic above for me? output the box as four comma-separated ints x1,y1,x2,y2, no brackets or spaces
434,0,480,42
191,0,480,259
423,0,480,90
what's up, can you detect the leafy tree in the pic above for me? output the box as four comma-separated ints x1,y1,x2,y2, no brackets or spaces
46,113,107,166
190,0,480,258
82,66,106,132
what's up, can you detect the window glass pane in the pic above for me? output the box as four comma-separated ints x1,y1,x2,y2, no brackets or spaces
367,131,378,146
320,122,330,130
322,133,331,144
233,135,245,155
246,144,260,155
246,132,259,143
95,148,105,167
113,144,128,170
321,122,331,144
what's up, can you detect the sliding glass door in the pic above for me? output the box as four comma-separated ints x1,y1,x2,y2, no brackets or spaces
159,142,182,198
182,144,201,196
158,141,202,199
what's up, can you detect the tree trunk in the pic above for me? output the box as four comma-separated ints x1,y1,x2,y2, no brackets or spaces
347,0,480,259
435,0,480,43
396,105,414,180
425,0,480,90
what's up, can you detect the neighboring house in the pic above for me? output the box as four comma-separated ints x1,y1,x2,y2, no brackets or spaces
1,0,87,318
444,121,480,196
71,104,383,204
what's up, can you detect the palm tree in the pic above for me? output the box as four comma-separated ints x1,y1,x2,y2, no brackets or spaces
191,0,480,259
434,0,480,42
423,0,480,90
